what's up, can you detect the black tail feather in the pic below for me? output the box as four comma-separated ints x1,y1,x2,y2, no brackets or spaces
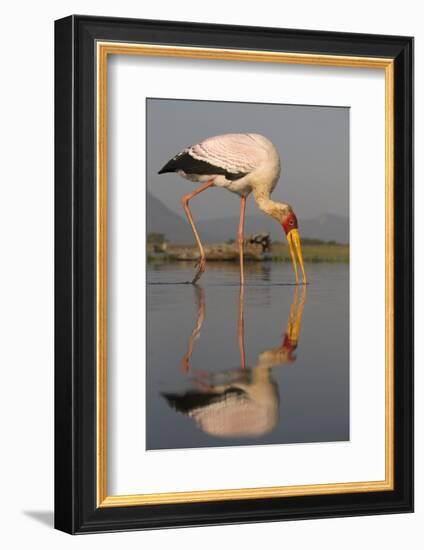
158,159,176,174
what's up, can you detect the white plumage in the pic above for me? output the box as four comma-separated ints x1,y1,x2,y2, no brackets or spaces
160,133,281,196
189,133,269,173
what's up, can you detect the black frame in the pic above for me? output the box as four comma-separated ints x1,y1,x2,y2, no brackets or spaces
55,15,413,534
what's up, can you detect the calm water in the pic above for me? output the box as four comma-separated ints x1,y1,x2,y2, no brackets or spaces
146,262,349,450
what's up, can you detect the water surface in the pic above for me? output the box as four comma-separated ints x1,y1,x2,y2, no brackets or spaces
146,262,349,450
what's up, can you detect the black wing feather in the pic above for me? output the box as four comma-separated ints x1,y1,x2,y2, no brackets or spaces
162,388,246,414
158,151,246,181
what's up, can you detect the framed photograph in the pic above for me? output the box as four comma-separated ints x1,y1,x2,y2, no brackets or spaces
54,15,413,533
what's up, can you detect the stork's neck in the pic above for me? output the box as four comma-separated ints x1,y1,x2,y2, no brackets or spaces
253,189,289,221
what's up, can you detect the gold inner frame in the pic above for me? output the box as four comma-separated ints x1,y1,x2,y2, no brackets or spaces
96,42,395,508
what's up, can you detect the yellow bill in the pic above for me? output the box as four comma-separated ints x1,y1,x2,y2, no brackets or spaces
287,228,307,285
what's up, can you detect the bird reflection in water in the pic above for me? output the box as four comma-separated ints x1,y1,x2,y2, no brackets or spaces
162,285,307,439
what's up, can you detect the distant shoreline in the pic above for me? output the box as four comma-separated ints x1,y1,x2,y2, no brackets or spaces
147,241,349,264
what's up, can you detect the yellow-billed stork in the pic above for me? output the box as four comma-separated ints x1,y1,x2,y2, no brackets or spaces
158,132,307,285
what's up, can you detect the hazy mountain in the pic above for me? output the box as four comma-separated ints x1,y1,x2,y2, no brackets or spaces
301,214,349,243
146,191,211,243
146,191,349,244
197,213,349,244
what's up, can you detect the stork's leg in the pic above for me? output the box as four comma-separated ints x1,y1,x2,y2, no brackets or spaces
181,285,205,372
238,285,246,369
238,196,247,286
237,198,247,368
181,181,214,284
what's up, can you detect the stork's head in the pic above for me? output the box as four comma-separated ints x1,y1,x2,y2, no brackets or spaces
281,209,298,235
279,206,307,285
252,193,307,285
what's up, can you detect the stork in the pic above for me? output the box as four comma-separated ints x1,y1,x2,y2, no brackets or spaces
158,133,307,285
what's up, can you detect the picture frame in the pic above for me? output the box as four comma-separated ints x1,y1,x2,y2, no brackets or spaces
54,15,413,534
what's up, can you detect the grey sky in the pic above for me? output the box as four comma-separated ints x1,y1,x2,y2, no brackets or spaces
147,98,349,221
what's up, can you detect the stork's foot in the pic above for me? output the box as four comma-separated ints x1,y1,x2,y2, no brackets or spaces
191,257,206,284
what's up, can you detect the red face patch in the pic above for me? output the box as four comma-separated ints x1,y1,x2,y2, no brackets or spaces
282,333,297,362
282,211,298,235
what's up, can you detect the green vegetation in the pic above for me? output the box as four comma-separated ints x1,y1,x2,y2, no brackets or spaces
269,242,349,263
147,253,177,263
301,237,340,246
147,240,349,264
147,232,166,244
